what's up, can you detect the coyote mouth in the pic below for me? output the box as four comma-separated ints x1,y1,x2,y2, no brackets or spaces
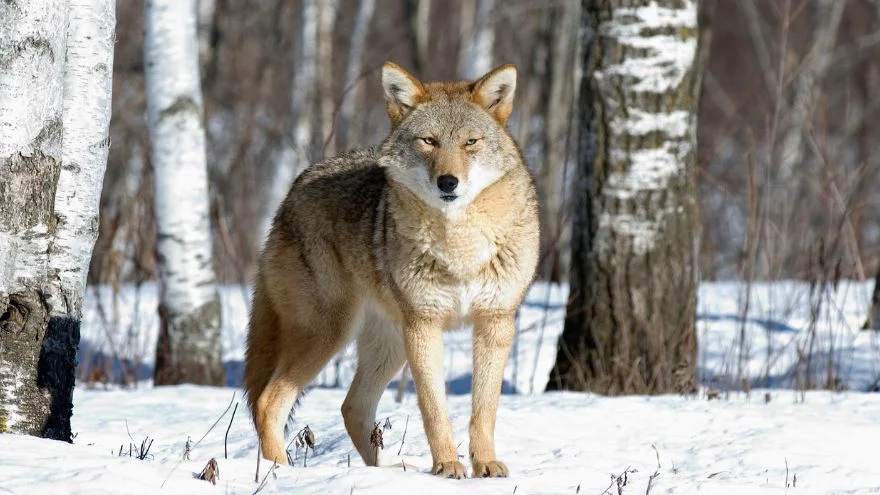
440,195,458,202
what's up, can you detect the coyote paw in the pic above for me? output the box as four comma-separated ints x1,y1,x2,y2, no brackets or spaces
432,460,467,479
471,460,509,478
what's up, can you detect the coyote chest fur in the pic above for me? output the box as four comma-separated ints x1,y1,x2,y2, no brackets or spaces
244,62,540,479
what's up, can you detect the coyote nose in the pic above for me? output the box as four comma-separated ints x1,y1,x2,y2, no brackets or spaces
437,175,459,193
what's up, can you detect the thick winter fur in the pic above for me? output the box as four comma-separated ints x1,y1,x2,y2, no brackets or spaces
244,62,540,479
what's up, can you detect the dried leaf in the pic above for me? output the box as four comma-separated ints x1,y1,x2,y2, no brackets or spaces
196,458,219,485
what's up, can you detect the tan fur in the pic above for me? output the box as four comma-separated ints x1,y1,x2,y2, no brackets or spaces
243,62,540,479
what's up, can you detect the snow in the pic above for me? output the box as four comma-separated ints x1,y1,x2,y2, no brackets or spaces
2,280,879,493
3,385,880,493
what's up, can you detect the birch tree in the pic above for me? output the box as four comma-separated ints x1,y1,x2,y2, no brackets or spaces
145,0,224,386
404,0,431,74
261,0,319,240
0,0,114,439
547,0,701,394
317,0,338,158
337,0,375,151
458,0,495,80
777,0,845,182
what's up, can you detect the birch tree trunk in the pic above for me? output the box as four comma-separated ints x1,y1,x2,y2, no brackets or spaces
404,0,431,74
547,0,701,395
458,0,495,80
337,0,375,152
777,0,845,182
145,0,224,386
261,0,319,240
1,0,114,439
539,2,580,283
316,0,338,158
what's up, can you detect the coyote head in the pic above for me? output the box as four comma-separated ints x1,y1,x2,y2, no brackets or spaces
378,62,519,215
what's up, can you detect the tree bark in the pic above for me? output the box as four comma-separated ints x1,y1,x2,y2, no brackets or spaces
196,0,217,69
777,0,845,182
145,0,224,386
547,0,701,395
316,0,338,158
337,0,375,152
261,0,320,240
404,0,431,75
539,1,580,283
458,0,495,80
1,0,113,439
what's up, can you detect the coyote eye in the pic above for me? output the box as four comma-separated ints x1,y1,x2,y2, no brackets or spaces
465,138,478,146
420,137,437,146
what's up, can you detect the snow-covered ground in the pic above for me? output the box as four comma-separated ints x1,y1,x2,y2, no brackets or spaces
4,386,880,494
2,280,880,494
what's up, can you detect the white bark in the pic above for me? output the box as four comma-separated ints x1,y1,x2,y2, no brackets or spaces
47,0,116,319
0,0,67,301
144,0,222,380
261,0,319,240
338,0,375,150
1,0,110,438
593,0,699,255
459,0,495,80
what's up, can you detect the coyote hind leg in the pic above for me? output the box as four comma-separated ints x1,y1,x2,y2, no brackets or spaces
342,315,405,466
252,316,353,465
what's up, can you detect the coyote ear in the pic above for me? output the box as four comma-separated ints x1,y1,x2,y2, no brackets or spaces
381,62,426,126
471,64,517,124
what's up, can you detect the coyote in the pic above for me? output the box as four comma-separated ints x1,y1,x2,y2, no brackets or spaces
244,62,540,478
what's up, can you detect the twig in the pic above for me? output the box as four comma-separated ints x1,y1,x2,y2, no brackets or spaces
601,466,636,495
194,392,237,448
785,458,790,488
255,443,261,483
225,402,239,459
253,461,278,494
161,392,237,488
397,415,409,456
647,444,661,494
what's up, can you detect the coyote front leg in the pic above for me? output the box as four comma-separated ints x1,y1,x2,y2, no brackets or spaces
403,316,466,479
469,311,515,477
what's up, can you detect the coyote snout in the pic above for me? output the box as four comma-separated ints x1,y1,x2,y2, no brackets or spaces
244,61,540,479
437,174,458,201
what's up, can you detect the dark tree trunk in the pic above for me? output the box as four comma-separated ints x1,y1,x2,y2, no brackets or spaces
547,0,701,395
867,267,880,330
539,1,580,284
